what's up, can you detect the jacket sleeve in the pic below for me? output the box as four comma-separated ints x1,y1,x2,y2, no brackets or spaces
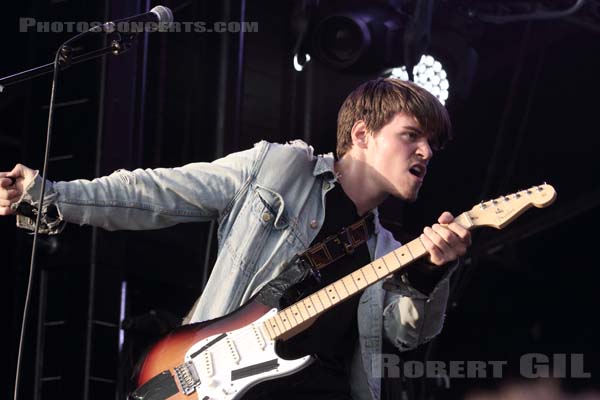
13,142,266,234
372,225,459,351
381,261,458,351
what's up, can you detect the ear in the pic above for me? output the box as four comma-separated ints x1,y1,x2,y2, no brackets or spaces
350,120,369,149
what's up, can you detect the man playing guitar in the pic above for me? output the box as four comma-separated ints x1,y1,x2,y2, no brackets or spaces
1,78,471,399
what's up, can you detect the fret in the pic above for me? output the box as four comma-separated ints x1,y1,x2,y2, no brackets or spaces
263,320,276,340
309,293,325,313
325,285,341,304
455,212,473,229
380,252,399,272
259,324,273,342
394,245,413,266
371,258,390,278
317,289,332,308
269,317,282,336
297,301,310,320
351,270,368,289
302,297,318,317
275,313,290,331
284,308,299,326
408,238,427,259
290,304,304,324
333,280,349,298
342,275,359,293
361,264,378,284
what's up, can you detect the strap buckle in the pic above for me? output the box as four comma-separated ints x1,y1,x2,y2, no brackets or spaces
340,227,355,254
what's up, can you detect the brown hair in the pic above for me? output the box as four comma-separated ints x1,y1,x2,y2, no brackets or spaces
336,77,452,159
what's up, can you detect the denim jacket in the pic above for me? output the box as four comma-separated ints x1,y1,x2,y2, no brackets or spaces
15,140,455,400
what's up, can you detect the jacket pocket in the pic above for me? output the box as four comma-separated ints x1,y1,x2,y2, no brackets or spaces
222,184,288,277
254,184,288,230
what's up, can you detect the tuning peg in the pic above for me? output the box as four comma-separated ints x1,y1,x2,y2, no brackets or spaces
479,201,486,209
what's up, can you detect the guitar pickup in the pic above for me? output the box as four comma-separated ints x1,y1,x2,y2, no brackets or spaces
226,335,241,364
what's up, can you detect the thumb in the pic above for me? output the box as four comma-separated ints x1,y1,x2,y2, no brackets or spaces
437,211,454,224
8,164,23,178
8,164,35,180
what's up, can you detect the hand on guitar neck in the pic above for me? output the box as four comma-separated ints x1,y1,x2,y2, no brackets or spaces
420,210,472,267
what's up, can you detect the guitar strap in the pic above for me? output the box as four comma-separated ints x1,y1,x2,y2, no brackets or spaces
256,212,375,309
298,211,375,271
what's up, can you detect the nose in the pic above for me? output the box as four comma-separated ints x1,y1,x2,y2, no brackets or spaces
416,139,433,160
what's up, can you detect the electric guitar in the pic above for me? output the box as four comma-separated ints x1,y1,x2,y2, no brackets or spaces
130,183,557,400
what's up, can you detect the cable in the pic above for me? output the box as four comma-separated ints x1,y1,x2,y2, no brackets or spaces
12,30,90,400
475,0,586,24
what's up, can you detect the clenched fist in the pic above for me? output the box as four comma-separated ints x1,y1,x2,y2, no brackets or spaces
0,164,37,216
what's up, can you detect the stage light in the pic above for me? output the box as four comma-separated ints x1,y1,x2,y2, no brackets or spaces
293,52,312,72
388,54,450,105
310,3,477,104
311,5,407,72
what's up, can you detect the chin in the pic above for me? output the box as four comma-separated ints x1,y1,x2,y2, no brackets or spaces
393,188,419,203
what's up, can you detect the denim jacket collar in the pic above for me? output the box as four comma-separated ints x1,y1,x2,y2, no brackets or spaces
313,151,338,181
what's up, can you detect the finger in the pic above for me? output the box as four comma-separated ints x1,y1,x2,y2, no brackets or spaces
0,198,14,207
437,211,454,224
431,223,459,244
0,188,20,200
420,233,445,265
0,177,17,188
0,206,15,216
433,223,468,257
423,226,456,264
447,222,472,246
10,164,24,176
424,226,453,254
433,223,468,249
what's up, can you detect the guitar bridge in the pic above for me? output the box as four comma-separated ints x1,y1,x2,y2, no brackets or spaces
174,361,201,395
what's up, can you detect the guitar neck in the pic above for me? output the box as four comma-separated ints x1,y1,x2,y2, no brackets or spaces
262,212,474,340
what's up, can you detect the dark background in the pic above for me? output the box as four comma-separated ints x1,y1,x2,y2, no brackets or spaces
1,1,600,399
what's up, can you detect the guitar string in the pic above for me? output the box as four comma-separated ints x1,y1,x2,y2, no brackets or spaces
171,196,544,382
181,250,411,378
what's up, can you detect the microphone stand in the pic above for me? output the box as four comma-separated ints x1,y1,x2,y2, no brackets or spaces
0,31,136,91
9,28,138,400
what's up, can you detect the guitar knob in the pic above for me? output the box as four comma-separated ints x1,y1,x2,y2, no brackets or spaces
204,377,218,388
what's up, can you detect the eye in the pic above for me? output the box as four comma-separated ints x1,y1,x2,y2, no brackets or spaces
403,131,419,141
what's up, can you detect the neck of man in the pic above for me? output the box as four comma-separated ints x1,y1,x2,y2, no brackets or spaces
334,154,389,216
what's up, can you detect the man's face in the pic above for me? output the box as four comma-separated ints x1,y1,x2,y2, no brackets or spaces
365,112,433,202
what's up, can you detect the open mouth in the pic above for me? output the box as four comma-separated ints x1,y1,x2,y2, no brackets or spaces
409,164,426,179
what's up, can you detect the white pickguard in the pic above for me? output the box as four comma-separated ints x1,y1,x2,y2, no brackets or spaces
183,309,313,399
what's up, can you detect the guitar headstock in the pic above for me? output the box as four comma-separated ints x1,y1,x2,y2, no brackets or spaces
467,183,556,229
